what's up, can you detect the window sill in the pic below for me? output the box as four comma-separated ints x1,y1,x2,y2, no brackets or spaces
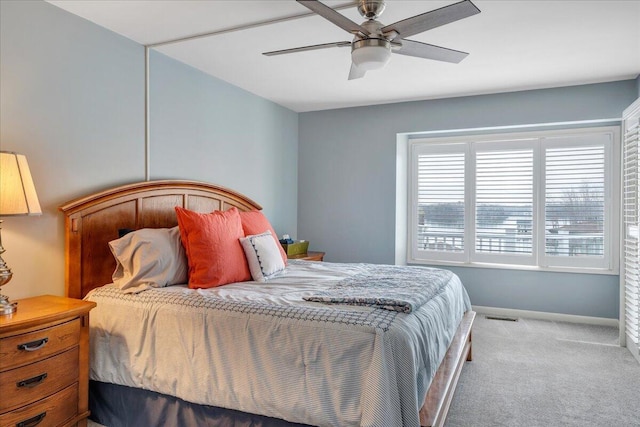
407,258,619,276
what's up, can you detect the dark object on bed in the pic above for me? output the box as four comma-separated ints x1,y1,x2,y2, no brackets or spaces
60,180,474,427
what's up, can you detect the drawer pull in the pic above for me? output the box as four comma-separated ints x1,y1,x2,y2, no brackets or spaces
17,337,49,351
16,412,47,427
16,373,48,388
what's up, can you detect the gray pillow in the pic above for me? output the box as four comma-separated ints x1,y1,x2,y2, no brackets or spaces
109,226,188,293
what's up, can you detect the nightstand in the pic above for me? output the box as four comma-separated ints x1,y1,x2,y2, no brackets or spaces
0,295,96,427
288,251,325,261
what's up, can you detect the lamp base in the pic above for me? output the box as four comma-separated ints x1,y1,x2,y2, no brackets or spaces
0,294,17,315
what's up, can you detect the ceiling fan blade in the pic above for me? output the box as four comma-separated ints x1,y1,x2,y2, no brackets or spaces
348,63,366,80
297,0,370,37
381,0,480,40
395,39,468,63
263,41,351,56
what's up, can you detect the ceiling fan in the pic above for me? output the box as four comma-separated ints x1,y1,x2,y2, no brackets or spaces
263,0,480,80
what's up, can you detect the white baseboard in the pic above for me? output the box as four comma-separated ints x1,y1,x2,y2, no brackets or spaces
625,333,640,363
472,305,619,328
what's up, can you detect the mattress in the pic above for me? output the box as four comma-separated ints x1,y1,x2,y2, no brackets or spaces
84,260,471,427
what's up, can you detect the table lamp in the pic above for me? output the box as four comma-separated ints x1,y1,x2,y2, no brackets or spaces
0,151,41,314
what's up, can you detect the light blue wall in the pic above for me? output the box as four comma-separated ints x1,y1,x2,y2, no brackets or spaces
149,51,298,235
0,0,298,299
299,81,638,319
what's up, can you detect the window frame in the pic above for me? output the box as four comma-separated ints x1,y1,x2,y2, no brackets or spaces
408,126,620,274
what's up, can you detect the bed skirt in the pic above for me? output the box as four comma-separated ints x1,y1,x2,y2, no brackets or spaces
89,381,312,427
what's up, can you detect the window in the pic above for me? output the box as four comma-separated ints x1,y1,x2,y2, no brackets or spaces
409,127,619,273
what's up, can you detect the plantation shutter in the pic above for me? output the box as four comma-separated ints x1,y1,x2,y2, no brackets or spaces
544,145,605,257
412,144,466,260
623,98,640,363
409,126,617,270
475,147,534,257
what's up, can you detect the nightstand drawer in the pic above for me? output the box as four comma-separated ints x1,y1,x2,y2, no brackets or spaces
0,318,80,371
0,383,78,427
0,347,79,413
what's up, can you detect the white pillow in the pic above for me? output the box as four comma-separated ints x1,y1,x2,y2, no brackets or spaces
240,230,286,282
109,226,188,294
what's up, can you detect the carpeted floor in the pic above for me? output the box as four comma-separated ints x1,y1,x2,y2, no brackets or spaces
445,315,640,427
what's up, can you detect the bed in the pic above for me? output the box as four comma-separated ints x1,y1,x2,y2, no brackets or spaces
59,180,475,427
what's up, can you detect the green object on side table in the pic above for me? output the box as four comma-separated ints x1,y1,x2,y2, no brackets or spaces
281,241,310,256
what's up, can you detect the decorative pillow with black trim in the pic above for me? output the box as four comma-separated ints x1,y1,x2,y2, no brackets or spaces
239,230,286,282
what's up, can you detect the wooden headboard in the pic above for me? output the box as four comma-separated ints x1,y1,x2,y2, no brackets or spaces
59,180,262,299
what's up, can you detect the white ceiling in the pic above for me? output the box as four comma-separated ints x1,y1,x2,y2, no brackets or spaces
47,0,640,113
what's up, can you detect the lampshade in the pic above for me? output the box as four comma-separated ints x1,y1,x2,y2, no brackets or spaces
0,151,42,216
351,39,391,72
0,151,41,314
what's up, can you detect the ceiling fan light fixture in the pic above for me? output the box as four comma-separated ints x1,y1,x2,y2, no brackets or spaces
351,38,391,71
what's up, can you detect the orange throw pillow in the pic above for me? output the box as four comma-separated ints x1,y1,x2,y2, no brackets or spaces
239,210,288,265
175,206,251,288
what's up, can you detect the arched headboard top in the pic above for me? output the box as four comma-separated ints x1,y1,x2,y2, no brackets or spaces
60,180,262,299
60,180,262,214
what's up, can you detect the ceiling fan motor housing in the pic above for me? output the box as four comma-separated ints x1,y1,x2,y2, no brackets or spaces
351,19,391,71
357,0,386,19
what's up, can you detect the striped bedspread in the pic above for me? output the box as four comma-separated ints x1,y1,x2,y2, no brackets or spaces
85,261,470,427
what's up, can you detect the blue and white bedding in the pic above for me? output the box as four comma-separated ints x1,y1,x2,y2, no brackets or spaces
85,260,471,427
